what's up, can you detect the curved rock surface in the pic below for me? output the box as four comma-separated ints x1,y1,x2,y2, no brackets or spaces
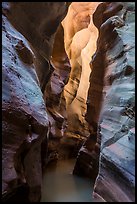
2,2,135,202
2,14,49,202
43,24,71,162
73,2,135,202
73,2,124,179
61,2,101,152
93,2,135,202
2,2,69,201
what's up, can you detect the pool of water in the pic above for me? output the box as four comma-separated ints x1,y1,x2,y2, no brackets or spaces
41,159,94,202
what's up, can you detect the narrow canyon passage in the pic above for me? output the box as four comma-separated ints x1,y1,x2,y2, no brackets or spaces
40,4,100,202
41,159,94,202
2,2,135,202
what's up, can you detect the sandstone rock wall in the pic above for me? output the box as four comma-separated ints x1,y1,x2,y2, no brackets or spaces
2,2,135,202
73,2,135,202
43,24,71,162
93,2,135,202
2,2,69,201
2,13,49,202
61,2,101,154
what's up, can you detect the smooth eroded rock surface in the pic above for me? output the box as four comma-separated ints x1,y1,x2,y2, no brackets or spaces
2,14,49,202
74,3,135,202
61,2,101,156
90,2,135,202
2,2,69,201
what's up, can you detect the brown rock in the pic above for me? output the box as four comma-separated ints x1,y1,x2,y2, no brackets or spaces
61,2,101,154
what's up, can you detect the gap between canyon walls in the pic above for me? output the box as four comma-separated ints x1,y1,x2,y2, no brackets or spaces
44,2,101,166
2,2,135,202
48,2,135,202
72,2,135,202
40,3,102,202
2,2,70,202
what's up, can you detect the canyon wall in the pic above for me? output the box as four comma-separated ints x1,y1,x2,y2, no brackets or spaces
93,2,135,202
2,13,48,202
44,2,103,161
73,2,135,202
43,24,71,162
2,2,68,202
2,2,135,202
61,2,101,158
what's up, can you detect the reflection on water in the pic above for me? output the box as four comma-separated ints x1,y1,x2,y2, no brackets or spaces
41,159,94,202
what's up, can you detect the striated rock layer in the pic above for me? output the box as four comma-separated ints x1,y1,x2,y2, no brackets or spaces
93,2,135,202
2,2,135,202
73,1,124,179
74,2,135,202
2,2,69,202
61,2,101,156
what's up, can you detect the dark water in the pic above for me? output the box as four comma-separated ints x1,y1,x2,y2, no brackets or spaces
41,159,94,202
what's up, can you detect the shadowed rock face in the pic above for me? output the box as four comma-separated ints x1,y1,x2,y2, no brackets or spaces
2,1,135,202
3,2,68,93
43,24,71,162
92,2,135,202
73,2,124,178
2,2,69,202
2,14,49,202
73,2,135,202
3,2,68,59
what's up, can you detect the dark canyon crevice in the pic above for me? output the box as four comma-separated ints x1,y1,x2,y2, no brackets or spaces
2,2,135,202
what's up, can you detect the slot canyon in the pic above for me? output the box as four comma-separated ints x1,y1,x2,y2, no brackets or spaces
2,2,135,202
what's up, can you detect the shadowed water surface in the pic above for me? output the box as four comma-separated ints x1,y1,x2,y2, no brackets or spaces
41,159,94,202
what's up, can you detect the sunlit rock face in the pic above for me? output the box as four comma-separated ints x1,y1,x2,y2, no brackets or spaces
62,2,101,152
2,2,68,202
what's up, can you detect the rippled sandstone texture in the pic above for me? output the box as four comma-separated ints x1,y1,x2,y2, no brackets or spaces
74,2,135,202
2,2,135,202
61,2,101,155
93,2,135,202
2,2,68,202
73,1,124,179
44,2,102,161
